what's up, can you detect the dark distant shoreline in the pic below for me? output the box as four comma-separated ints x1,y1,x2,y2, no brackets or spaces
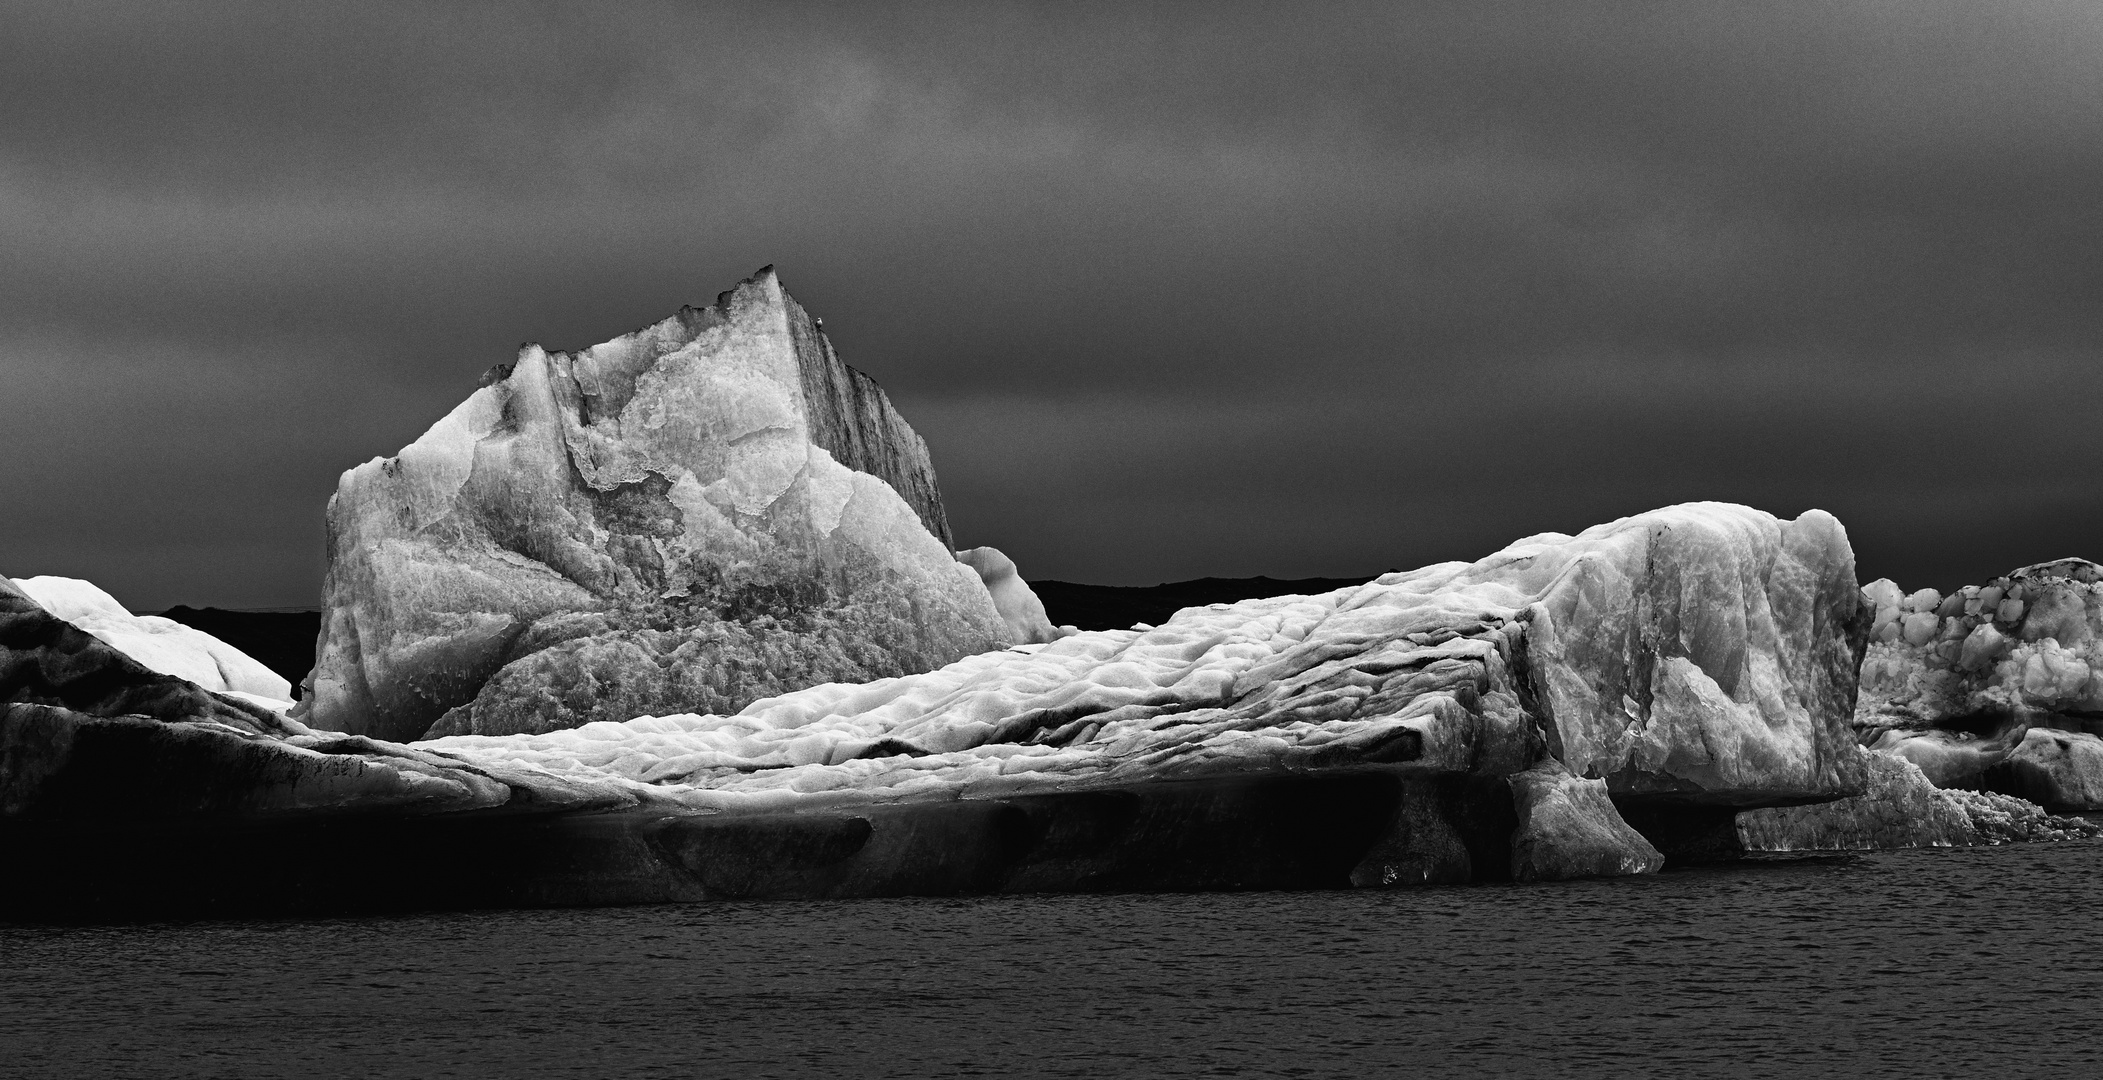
154,607,321,695
1030,575,1382,632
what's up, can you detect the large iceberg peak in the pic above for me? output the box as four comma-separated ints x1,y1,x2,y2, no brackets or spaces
304,267,1010,743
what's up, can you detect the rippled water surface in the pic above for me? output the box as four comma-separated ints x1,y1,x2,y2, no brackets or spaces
5,841,2103,1079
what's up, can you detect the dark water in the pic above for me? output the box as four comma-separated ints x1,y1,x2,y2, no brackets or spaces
4,842,2102,1080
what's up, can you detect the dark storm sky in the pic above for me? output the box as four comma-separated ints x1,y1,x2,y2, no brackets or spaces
4,2,2099,610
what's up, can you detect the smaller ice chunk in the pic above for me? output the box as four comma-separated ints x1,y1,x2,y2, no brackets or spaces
1861,578,1905,614
7,575,293,701
956,547,1073,646
1958,623,2007,672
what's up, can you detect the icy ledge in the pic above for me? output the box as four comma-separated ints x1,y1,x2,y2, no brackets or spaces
415,501,1867,815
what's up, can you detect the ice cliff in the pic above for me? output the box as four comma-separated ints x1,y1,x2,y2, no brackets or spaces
301,268,1012,743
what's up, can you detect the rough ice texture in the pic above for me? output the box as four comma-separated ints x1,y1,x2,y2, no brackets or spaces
303,268,1011,743
1506,761,1664,880
1854,558,2103,808
1857,559,2102,732
955,547,1070,645
418,502,1867,814
8,577,290,701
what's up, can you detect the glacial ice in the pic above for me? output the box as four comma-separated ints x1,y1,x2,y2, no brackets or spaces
7,576,291,701
303,268,1012,742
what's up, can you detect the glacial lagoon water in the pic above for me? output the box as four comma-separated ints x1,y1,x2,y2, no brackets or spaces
5,841,2102,1079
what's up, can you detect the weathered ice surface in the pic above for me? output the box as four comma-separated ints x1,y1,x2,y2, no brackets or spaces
1507,761,1664,881
429,503,1865,819
1,502,1881,913
1854,559,2103,809
9,577,290,701
955,547,1071,645
303,268,1010,743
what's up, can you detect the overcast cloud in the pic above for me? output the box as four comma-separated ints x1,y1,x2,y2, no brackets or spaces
3,1,2099,609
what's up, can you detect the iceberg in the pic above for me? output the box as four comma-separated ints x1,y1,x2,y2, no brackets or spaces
2,502,1887,916
418,502,1866,814
300,268,1013,743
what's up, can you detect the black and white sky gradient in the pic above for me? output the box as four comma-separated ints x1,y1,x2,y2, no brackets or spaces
5,2,2099,610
